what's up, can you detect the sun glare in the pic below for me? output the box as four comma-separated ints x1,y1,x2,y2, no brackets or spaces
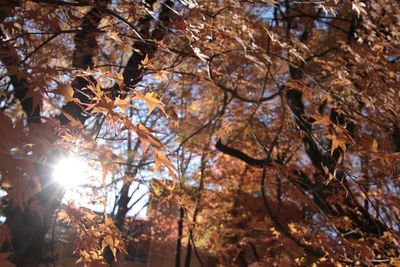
53,156,87,188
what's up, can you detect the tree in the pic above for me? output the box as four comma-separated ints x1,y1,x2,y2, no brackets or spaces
0,0,399,266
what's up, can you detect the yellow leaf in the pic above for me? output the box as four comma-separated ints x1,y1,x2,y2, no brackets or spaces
133,91,166,116
114,97,136,113
389,71,396,79
295,257,304,265
141,54,149,66
104,216,113,226
371,139,378,152
288,223,298,234
270,227,281,239
140,54,153,68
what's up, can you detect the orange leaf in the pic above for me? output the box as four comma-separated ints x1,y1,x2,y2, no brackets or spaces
154,150,177,188
53,84,74,103
310,114,330,126
326,134,347,154
371,139,378,153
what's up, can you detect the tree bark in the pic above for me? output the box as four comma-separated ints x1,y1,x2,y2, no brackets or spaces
175,206,184,267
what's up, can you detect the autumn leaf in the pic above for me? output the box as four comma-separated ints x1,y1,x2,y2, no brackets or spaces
270,227,281,239
1,1,399,266
0,111,13,134
140,54,153,69
155,70,170,81
324,172,336,185
58,109,83,129
102,235,116,258
371,138,378,153
309,114,331,126
326,134,347,154
154,150,177,188
53,84,74,103
98,150,120,186
133,91,167,116
135,123,163,150
352,1,367,17
114,97,136,113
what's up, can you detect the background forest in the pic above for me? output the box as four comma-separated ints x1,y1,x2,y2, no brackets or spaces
0,0,399,266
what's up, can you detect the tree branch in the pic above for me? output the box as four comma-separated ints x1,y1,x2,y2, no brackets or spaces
0,29,41,124
59,0,110,125
215,139,270,167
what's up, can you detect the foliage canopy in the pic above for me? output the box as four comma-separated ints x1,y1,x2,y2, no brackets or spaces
0,0,399,266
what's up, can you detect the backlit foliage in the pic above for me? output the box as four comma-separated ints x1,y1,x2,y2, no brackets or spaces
0,0,399,266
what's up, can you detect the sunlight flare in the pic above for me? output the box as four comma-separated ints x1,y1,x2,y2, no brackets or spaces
53,156,87,188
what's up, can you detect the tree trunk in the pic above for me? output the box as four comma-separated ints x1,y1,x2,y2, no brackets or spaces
175,206,184,267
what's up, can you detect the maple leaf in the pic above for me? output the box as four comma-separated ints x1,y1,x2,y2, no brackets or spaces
135,124,163,151
133,91,167,116
326,134,347,154
86,94,114,115
53,84,74,103
309,114,330,126
352,1,367,17
140,54,153,69
154,150,177,187
58,110,84,129
288,223,299,234
114,97,136,113
2,1,400,265
98,150,120,186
